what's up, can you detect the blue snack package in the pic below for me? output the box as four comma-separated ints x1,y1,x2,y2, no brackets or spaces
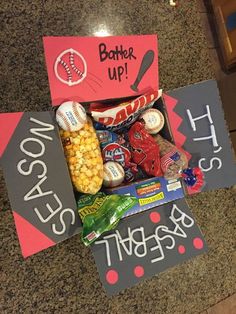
96,130,118,148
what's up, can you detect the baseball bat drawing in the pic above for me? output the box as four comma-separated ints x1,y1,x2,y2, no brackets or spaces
130,50,155,92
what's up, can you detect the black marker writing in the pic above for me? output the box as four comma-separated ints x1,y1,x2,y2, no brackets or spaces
99,43,136,62
99,43,136,82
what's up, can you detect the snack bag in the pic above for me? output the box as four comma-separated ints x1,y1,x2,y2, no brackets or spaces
102,142,138,182
82,194,137,246
97,129,138,182
153,134,188,180
128,121,162,177
77,192,106,222
60,118,103,194
96,130,118,148
90,90,162,132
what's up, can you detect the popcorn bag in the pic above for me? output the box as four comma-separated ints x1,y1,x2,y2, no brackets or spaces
59,118,104,194
1,35,236,296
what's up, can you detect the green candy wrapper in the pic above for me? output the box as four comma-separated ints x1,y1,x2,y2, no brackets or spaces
80,194,137,246
77,192,106,222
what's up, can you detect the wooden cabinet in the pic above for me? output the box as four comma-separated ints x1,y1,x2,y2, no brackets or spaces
212,0,236,69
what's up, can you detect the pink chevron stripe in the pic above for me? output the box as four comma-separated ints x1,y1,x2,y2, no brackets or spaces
163,93,192,161
0,112,23,158
13,211,55,258
163,93,202,194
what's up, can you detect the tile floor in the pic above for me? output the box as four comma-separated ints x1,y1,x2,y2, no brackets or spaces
199,0,236,154
198,1,236,313
201,293,236,314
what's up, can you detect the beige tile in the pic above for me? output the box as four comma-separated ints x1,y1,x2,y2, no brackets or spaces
207,293,236,314
232,251,236,274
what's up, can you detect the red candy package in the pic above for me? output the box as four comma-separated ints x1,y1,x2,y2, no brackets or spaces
128,122,162,177
102,141,138,182
90,90,162,132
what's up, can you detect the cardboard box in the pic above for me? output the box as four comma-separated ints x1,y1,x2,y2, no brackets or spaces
43,35,159,105
91,78,236,295
106,96,185,218
0,112,82,257
1,35,236,296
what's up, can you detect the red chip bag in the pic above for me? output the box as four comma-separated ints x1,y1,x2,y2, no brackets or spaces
128,122,162,177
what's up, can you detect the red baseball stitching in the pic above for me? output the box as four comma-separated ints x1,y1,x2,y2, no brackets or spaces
116,164,124,178
59,59,72,82
104,167,113,186
57,110,71,132
69,52,84,78
72,102,86,126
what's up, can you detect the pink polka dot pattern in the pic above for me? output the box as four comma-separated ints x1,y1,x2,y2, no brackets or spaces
178,245,186,254
134,265,144,278
149,211,161,223
106,269,118,285
193,237,204,249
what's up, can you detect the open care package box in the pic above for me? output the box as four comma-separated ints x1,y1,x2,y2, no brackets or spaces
1,35,236,295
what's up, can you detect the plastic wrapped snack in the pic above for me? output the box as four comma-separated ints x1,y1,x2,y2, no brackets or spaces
96,130,118,148
90,90,162,132
60,118,103,194
102,141,138,183
182,167,204,193
77,192,106,222
81,194,137,246
153,134,188,180
96,129,138,182
128,122,162,177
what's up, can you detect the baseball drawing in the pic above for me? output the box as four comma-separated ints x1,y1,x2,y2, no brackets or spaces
54,48,87,86
54,48,103,92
